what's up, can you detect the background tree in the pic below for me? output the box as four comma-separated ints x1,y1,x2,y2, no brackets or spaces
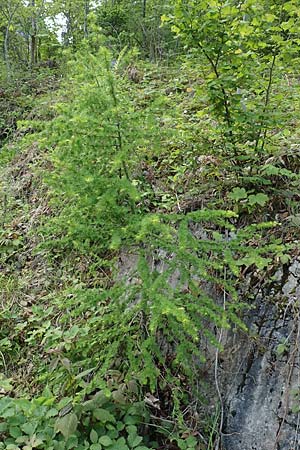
96,0,176,59
0,0,23,78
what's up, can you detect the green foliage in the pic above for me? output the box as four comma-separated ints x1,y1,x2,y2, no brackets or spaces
0,389,153,450
228,188,269,212
39,48,143,254
164,0,300,200
0,71,58,149
30,47,288,436
96,0,176,59
291,387,300,414
1,1,300,448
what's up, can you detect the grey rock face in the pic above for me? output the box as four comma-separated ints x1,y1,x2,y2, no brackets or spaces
222,260,300,450
116,241,300,450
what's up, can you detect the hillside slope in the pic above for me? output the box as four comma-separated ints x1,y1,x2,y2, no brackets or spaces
0,50,300,450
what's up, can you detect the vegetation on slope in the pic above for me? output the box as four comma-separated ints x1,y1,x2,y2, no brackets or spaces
0,1,300,449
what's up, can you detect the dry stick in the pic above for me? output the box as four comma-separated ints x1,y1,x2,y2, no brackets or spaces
273,312,299,450
293,334,300,450
260,52,277,153
0,350,7,374
214,265,227,450
2,193,7,227
293,311,300,450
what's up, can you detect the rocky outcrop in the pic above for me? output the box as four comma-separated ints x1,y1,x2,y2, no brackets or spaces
222,259,300,450
117,245,300,450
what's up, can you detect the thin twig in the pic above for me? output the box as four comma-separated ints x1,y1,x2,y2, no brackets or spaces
214,265,227,450
0,350,7,373
273,312,299,450
254,53,276,153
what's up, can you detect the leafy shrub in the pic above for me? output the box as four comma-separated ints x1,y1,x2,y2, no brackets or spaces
0,389,153,450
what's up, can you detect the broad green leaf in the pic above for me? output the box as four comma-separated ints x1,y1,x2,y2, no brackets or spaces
276,343,287,356
0,375,13,393
46,408,58,418
291,404,300,414
57,397,73,410
109,444,130,450
186,436,198,447
264,13,276,22
9,426,23,439
128,435,143,448
54,413,78,439
228,187,247,201
112,390,126,404
66,436,79,450
288,215,300,227
21,422,37,436
90,429,98,444
99,436,113,446
75,367,95,380
116,421,125,431
0,422,7,433
126,426,137,435
247,193,269,207
93,408,115,423
2,408,15,418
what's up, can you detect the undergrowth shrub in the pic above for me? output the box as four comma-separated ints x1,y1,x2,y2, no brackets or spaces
0,387,153,450
163,0,300,216
40,49,144,255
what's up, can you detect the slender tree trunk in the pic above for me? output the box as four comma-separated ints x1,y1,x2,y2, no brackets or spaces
4,25,11,78
30,34,37,66
30,0,37,67
65,10,72,46
142,0,147,18
83,0,89,38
